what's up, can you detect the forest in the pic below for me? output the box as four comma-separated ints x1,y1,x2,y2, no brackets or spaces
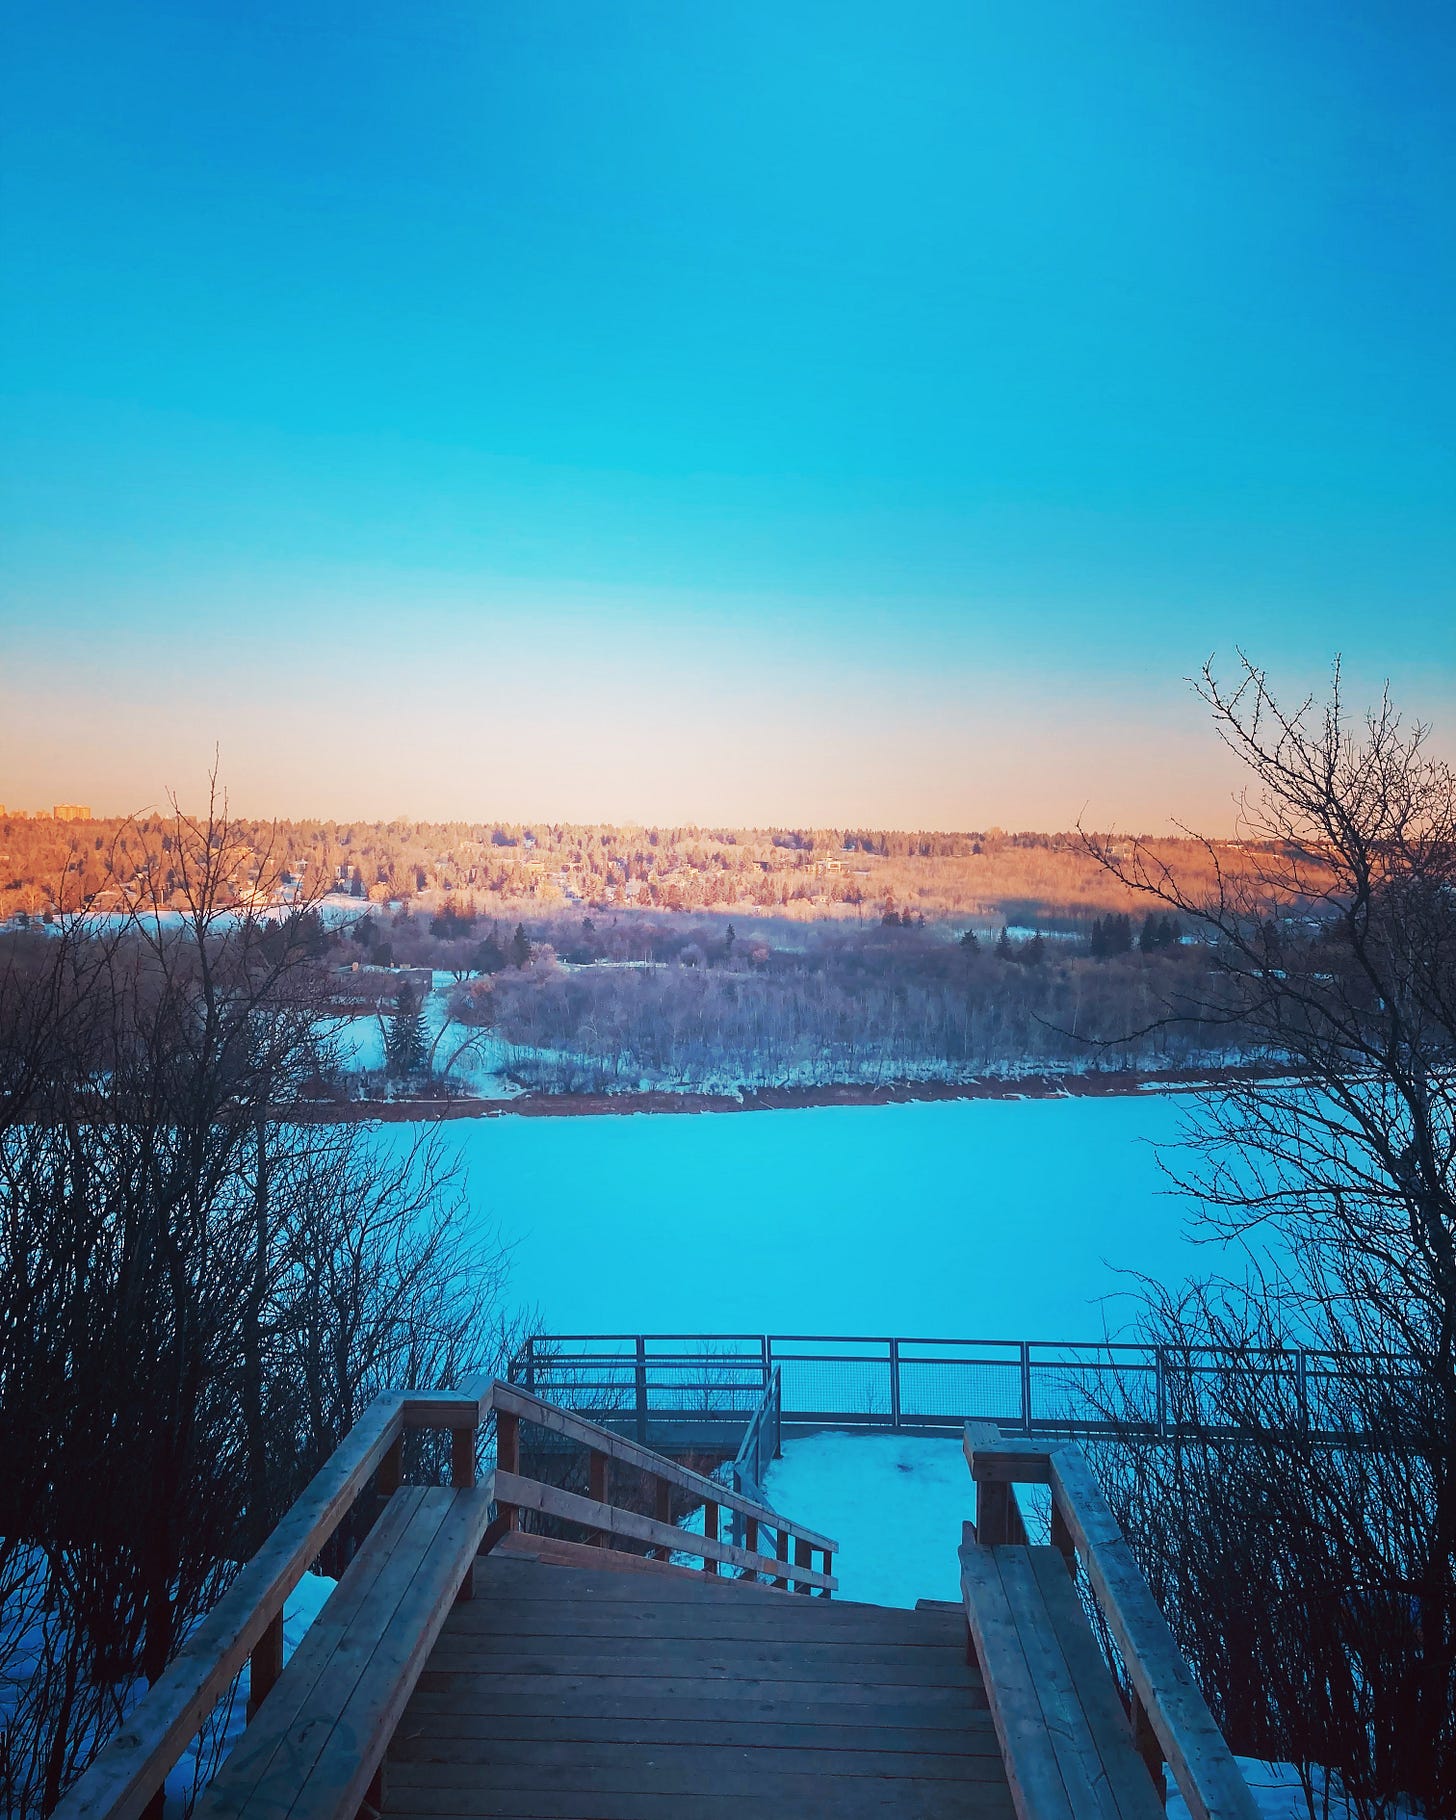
0,808,1272,926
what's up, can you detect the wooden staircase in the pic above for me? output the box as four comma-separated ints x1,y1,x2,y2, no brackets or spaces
383,1532,1009,1818
54,1385,1259,1820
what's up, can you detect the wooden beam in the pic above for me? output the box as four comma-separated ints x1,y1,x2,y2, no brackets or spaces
491,1470,837,1591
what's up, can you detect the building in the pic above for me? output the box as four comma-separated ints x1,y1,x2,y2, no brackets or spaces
53,804,93,822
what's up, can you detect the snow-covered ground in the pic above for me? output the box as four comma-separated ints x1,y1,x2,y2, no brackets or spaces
381,1092,1248,1337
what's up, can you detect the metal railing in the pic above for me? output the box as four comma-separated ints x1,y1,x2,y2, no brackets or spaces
511,1331,1415,1445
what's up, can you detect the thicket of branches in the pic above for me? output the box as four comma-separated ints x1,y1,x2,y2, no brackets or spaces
0,788,519,1817
1083,659,1456,1818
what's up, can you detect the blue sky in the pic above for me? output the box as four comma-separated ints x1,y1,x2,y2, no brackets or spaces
1,1,1452,825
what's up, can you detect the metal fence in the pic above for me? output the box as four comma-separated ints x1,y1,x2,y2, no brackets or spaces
510,1332,1413,1447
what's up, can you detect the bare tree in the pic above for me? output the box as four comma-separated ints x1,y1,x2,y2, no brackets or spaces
0,780,521,1816
1081,657,1456,1817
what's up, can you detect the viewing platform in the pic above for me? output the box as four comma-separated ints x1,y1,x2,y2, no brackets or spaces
57,1381,1259,1820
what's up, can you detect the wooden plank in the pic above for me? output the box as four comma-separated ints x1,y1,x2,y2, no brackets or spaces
413,1647,981,1688
390,1713,1002,1755
384,1769,1013,1819
994,1547,1124,1820
1048,1451,1259,1820
52,1393,408,1820
1028,1549,1164,1820
427,1633,994,1673
387,1739,1007,1782
489,1381,838,1549
491,1471,836,1590
383,1767,1015,1818
960,1540,1076,1820
406,1672,989,1719
440,1598,966,1644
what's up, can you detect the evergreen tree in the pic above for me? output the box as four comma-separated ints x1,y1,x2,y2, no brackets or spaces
384,986,427,1076
510,923,531,968
1138,911,1159,954
958,927,980,952
471,933,505,974
996,926,1014,960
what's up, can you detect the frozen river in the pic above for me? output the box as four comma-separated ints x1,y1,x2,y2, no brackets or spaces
381,1091,1239,1339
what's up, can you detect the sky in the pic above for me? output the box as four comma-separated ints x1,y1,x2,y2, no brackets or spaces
1,1,1452,829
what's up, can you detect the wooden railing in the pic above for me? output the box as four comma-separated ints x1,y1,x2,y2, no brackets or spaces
965,1423,1259,1820
494,1378,836,1592
53,1380,836,1820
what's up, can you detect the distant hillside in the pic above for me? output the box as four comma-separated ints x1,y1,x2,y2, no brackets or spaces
0,811,1260,926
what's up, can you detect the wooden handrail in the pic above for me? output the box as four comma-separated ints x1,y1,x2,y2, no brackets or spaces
964,1422,1260,1820
53,1391,483,1820
52,1378,836,1820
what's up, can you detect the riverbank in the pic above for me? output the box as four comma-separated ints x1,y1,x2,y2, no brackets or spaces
294,1062,1281,1122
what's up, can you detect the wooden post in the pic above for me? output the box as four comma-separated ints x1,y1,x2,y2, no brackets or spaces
794,1535,812,1593
889,1338,901,1430
377,1434,403,1499
495,1409,520,1531
743,1515,758,1581
774,1525,791,1590
820,1549,833,1598
1132,1689,1167,1804
451,1426,477,1489
702,1499,719,1573
654,1474,671,1559
1019,1341,1033,1435
977,1479,1012,1547
246,1609,283,1719
589,1448,609,1545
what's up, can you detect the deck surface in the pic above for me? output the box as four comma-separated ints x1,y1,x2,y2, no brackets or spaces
383,1536,1014,1819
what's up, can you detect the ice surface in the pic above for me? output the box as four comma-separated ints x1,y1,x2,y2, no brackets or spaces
380,1093,1249,1338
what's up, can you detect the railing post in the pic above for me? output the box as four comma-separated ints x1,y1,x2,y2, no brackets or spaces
794,1535,812,1593
635,1335,649,1444
524,1335,536,1394
246,1609,284,1719
1131,1688,1168,1804
889,1338,902,1430
1020,1342,1033,1435
772,1368,782,1459
703,1499,719,1574
1155,1347,1167,1439
451,1426,477,1489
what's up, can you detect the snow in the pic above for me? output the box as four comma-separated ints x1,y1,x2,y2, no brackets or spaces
764,1432,972,1606
385,1093,1248,1338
